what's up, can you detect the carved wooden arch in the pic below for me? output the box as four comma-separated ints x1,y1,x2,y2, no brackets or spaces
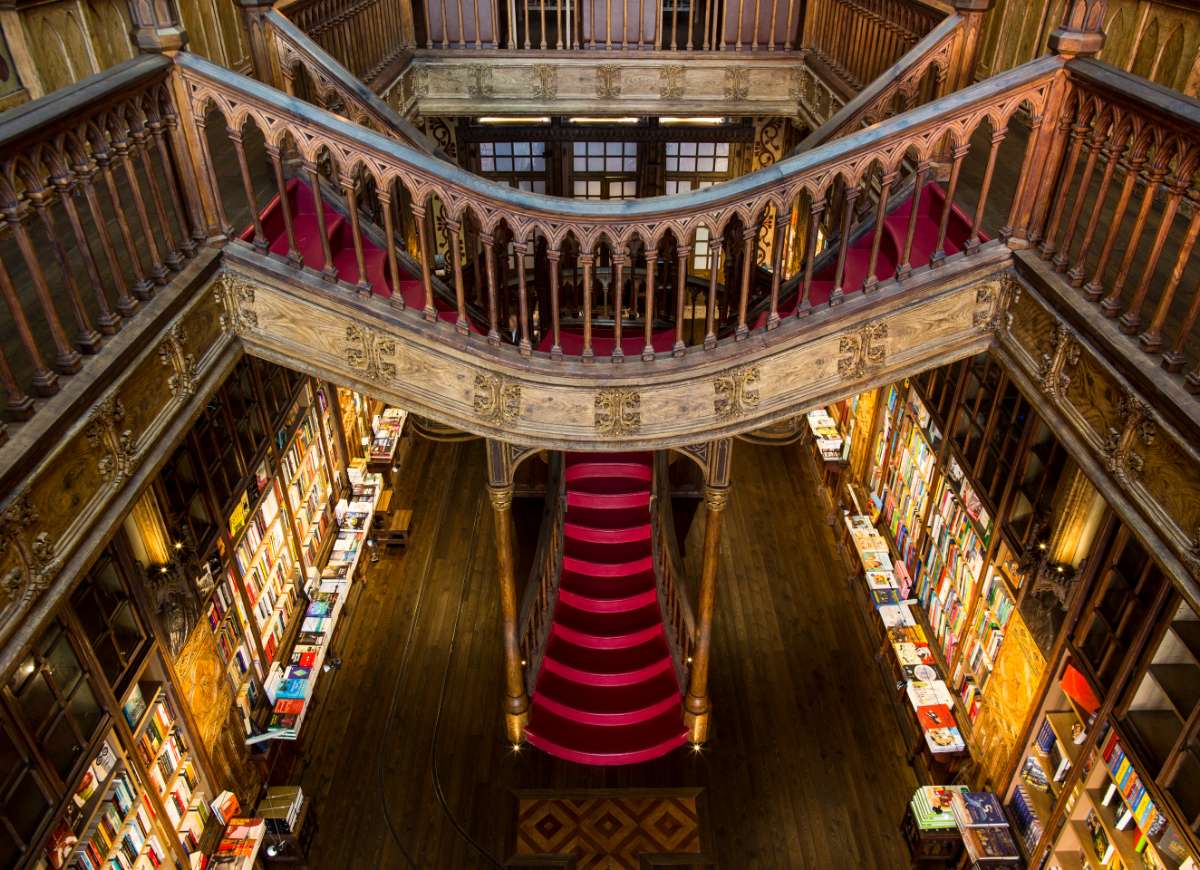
670,438,734,489
485,438,542,490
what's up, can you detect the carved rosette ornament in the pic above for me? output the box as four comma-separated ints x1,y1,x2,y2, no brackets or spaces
659,65,685,99
597,65,622,99
344,325,397,382
1036,320,1081,402
594,388,641,437
531,65,557,100
158,323,198,399
86,396,137,485
714,365,761,421
1103,388,1156,485
473,374,522,424
837,322,889,379
217,273,258,334
0,493,58,623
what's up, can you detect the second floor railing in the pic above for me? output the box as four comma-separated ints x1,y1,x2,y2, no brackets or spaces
651,453,696,692
275,0,412,83
804,0,947,91
518,454,565,692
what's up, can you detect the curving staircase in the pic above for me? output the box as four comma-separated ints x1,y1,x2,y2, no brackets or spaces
524,452,688,765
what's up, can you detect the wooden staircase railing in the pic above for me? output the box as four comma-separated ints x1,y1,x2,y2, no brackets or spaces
274,0,413,85
650,452,696,692
803,0,947,92
518,453,565,693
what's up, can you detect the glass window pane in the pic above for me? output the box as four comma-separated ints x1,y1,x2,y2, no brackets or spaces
573,180,588,196
588,157,603,171
680,157,696,172
588,181,601,196
533,157,545,171
514,142,531,155
698,157,714,173
681,142,697,156
715,157,728,172
496,157,513,172
532,142,545,155
573,157,586,172
46,635,82,694
532,181,546,193
481,157,495,172
480,142,493,155
623,157,636,172
588,142,603,155
573,142,585,155
698,142,714,156
605,157,621,171
66,681,102,742
7,768,51,849
44,714,82,779
666,143,678,156
716,142,729,156
495,142,512,155
665,158,678,172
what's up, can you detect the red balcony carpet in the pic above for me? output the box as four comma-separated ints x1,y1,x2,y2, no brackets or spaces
524,453,688,765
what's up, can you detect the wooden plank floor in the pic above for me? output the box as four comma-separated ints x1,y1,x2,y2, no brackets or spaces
281,437,917,868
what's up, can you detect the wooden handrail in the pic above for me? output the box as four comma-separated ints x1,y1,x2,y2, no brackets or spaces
804,0,947,91
517,453,565,691
650,453,696,691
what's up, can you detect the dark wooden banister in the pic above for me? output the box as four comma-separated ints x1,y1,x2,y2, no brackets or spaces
517,453,565,692
650,453,696,692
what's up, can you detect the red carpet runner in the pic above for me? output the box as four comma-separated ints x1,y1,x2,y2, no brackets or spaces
524,453,688,765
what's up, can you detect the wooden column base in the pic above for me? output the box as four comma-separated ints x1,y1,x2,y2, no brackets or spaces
684,695,710,744
505,707,529,744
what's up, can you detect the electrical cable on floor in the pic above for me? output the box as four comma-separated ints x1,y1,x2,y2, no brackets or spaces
376,444,463,869
428,490,506,868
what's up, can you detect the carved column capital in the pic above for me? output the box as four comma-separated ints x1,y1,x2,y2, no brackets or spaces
704,485,731,512
487,483,514,512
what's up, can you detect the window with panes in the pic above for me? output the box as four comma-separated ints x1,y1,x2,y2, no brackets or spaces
0,710,56,868
70,551,149,696
665,141,731,268
478,141,548,193
1005,416,1068,547
571,141,638,200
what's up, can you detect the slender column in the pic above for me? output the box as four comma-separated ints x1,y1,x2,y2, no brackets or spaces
580,250,595,361
488,482,529,744
482,231,501,345
684,482,729,744
514,238,532,355
642,250,656,360
736,225,756,339
449,220,468,332
673,243,689,356
414,202,437,320
548,246,563,359
703,237,721,350
611,249,626,361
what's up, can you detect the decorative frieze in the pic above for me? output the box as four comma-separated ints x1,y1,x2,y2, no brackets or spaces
85,397,137,486
838,322,889,379
594,388,641,436
713,365,761,421
345,324,397,381
473,374,522,424
159,323,199,399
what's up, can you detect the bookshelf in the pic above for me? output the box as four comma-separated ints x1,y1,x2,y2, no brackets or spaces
232,477,301,667
951,550,1018,722
879,390,939,577
281,396,336,575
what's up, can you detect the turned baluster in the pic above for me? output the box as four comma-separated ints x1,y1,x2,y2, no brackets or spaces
1056,116,1108,272
93,139,153,298
1121,159,1196,337
48,165,118,335
132,116,182,269
703,236,721,349
1040,109,1090,262
1141,194,1200,357
230,126,268,253
1068,120,1126,286
267,145,302,267
642,247,657,359
515,237,532,355
481,231,500,344
149,111,198,258
767,205,786,327
545,245,562,358
673,243,689,355
800,196,825,314
0,253,56,397
933,143,971,266
580,249,595,360
112,118,167,285
70,149,135,318
1,193,81,374
831,184,858,304
340,173,372,296
378,186,404,307
898,161,930,280
612,248,626,361
413,201,437,319
864,170,896,291
448,220,468,330
305,163,338,281
1100,150,1170,318
1002,110,1045,244
1084,133,1149,301
735,224,757,338
0,336,32,419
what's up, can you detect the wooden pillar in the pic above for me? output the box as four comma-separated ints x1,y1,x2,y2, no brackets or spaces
486,439,533,743
237,0,278,86
128,0,188,52
682,438,733,745
948,0,993,92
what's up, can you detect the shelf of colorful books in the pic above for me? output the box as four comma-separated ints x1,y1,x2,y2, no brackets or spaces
950,561,1016,722
283,407,335,573
259,468,383,743
120,682,163,738
880,399,938,578
869,384,900,498
369,407,407,467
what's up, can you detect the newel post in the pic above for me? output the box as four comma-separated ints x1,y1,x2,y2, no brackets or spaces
683,438,733,745
127,0,187,52
237,0,279,87
949,0,993,93
486,439,532,744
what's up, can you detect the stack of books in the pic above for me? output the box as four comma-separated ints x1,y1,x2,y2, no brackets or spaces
258,786,304,836
214,818,265,870
951,791,1020,867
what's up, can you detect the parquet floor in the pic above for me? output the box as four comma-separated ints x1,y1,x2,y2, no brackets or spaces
282,437,918,868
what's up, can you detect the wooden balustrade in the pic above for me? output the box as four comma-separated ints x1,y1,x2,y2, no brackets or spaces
276,0,412,83
650,453,696,692
517,454,565,692
176,50,1057,364
1025,58,1200,394
0,55,205,421
804,0,945,90
424,0,802,50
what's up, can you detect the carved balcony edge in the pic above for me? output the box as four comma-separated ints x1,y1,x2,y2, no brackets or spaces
995,275,1200,612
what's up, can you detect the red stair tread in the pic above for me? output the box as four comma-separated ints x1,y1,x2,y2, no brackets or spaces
564,537,651,565
564,522,651,544
542,633,674,686
525,706,687,765
563,554,654,577
553,602,664,648
566,490,651,511
559,585,658,614
566,452,651,466
560,568,657,602
533,670,681,725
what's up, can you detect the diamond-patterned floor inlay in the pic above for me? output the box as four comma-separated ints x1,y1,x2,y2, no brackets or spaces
513,789,707,868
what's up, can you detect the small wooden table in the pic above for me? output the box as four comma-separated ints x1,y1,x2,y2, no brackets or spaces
377,508,412,548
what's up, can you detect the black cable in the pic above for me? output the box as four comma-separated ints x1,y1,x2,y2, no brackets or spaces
429,489,506,868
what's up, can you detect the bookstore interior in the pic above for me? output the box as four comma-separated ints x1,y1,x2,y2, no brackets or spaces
15,358,413,870
5,350,1200,870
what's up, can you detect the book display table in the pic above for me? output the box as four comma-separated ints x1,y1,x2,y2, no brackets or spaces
366,408,407,474
902,789,1021,869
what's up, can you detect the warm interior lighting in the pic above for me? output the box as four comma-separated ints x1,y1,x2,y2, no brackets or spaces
660,116,726,126
568,116,639,125
478,116,551,124
691,743,702,753
512,743,522,752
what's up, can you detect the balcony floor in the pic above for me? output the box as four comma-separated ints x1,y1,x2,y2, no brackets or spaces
278,437,917,867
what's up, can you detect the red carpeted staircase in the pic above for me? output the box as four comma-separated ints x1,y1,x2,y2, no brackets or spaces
241,178,473,328
524,452,688,765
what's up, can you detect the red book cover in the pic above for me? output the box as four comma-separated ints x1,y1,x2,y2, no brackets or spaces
274,698,304,715
917,704,954,731
297,652,316,668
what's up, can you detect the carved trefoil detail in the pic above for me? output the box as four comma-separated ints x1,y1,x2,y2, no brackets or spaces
473,374,521,424
713,365,761,421
531,64,557,99
838,322,889,379
345,325,398,382
158,323,198,399
594,388,641,437
597,65,622,99
659,65,685,99
86,396,137,485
